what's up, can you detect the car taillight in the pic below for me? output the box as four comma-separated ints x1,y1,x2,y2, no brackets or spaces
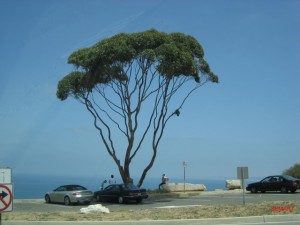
72,192,81,197
292,181,297,186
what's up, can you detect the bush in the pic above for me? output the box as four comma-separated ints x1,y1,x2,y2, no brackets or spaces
283,163,300,178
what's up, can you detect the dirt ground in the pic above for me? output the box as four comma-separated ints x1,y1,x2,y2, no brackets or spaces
3,200,300,221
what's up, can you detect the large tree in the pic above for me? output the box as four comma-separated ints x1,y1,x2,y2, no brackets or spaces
56,29,218,187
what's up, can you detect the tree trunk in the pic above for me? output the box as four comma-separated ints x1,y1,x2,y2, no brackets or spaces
137,146,157,187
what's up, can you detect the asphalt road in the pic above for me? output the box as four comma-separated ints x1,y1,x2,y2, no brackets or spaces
12,190,300,213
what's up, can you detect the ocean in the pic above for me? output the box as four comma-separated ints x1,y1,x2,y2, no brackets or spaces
12,174,233,199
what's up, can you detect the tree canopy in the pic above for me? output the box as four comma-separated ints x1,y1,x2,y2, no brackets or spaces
283,163,300,178
57,29,218,186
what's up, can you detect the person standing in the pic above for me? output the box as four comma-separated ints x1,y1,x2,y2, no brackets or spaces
159,174,168,190
100,179,107,190
109,174,116,184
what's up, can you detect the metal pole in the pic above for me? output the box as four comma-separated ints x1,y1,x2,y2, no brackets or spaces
184,166,186,192
241,170,245,205
183,161,187,193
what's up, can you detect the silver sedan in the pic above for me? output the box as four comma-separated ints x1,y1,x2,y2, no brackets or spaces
45,184,94,205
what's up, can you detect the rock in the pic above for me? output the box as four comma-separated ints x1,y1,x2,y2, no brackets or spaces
163,183,207,192
80,204,110,214
226,179,241,190
214,189,225,192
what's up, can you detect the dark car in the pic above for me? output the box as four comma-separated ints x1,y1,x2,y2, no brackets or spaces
94,183,148,204
246,175,300,193
45,184,94,205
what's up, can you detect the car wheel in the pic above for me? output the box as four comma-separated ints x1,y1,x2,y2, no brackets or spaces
64,196,71,205
250,187,257,193
280,186,288,193
136,199,142,203
45,194,51,203
291,189,296,193
118,196,124,204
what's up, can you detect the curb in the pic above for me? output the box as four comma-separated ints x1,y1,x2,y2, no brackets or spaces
3,215,300,225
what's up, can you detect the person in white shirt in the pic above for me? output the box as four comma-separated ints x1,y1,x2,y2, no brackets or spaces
159,174,168,190
109,174,116,184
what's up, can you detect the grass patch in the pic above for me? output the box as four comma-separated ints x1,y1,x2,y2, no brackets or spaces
147,188,170,194
4,201,300,221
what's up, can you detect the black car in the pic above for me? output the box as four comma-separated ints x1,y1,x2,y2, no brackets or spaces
246,175,300,193
94,184,148,204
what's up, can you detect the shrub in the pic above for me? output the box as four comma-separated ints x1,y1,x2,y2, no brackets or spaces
283,163,300,178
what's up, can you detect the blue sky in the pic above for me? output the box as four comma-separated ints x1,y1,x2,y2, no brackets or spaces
1,0,299,185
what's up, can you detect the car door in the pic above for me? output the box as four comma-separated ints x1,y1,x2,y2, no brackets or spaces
102,185,119,200
57,186,68,203
52,186,66,203
271,176,282,191
260,176,272,192
110,185,121,200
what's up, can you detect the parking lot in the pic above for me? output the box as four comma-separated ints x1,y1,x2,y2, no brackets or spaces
12,190,300,213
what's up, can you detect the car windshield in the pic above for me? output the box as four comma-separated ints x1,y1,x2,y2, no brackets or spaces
282,175,296,181
67,185,86,191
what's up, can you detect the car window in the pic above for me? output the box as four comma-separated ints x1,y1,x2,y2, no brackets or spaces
272,176,282,182
61,185,86,191
104,185,114,191
66,186,73,191
73,186,86,191
262,177,272,183
55,186,66,191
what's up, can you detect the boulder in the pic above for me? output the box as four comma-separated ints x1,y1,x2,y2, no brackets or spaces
226,179,241,190
80,204,110,214
163,183,206,192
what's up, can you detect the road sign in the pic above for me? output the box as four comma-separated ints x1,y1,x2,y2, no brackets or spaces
237,167,248,180
0,168,12,184
0,184,13,212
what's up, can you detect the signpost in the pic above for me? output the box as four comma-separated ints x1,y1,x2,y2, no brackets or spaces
0,168,13,225
182,161,187,192
0,184,13,212
237,166,248,205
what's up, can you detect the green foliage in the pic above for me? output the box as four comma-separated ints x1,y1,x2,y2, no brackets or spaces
57,29,218,101
56,72,86,100
283,163,300,178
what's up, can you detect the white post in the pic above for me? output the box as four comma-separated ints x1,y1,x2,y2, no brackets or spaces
183,161,187,192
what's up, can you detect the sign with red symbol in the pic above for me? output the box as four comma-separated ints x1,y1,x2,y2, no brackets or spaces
0,184,13,212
